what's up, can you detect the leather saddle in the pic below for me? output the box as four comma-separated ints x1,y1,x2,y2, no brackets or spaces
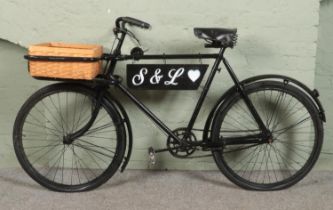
194,28,237,48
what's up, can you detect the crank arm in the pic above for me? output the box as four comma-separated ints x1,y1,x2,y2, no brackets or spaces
155,145,183,153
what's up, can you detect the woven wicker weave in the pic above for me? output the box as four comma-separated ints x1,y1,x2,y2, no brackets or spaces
28,42,103,80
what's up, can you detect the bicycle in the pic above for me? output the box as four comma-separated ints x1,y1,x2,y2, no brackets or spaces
13,17,326,192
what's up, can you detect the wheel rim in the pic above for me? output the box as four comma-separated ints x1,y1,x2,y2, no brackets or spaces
216,86,319,187
17,89,120,187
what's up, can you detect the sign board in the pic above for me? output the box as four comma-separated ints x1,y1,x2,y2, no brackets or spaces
126,64,208,90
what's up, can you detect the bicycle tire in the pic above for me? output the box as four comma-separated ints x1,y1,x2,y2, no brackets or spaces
211,81,323,190
13,83,126,192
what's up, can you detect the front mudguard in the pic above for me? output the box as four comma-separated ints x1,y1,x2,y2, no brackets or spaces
104,94,133,172
202,74,326,142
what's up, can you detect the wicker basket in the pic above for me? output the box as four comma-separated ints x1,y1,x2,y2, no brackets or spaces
27,42,103,80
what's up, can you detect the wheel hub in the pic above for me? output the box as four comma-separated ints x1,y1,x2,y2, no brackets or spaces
62,135,72,145
266,132,274,144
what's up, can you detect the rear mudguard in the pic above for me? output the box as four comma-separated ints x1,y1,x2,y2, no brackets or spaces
202,74,326,142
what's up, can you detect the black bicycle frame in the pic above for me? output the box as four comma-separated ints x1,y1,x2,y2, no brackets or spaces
63,29,269,147
99,31,269,146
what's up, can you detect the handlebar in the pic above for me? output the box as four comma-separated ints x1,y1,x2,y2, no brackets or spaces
116,17,151,30
112,17,150,57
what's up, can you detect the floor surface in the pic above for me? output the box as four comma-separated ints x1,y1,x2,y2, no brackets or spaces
0,169,332,210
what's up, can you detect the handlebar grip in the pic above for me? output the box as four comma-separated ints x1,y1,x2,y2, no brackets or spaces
116,17,151,29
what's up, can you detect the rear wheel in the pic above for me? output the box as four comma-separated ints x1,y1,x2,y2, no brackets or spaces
212,81,323,190
13,83,126,192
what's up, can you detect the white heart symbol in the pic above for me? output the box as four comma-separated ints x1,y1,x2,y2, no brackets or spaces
187,69,201,82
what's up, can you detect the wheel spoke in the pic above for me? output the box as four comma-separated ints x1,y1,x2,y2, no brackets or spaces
14,86,122,191
213,83,321,189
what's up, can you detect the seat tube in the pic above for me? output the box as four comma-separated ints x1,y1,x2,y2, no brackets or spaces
185,48,225,134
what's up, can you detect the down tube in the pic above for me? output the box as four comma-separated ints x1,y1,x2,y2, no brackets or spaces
116,83,181,142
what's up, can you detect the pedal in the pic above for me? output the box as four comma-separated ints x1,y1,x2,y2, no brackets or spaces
148,147,156,165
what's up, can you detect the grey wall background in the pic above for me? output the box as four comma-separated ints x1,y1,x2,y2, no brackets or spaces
315,0,333,169
0,0,332,170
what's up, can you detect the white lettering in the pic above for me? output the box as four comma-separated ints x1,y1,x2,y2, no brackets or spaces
164,68,184,86
132,68,148,86
150,68,163,84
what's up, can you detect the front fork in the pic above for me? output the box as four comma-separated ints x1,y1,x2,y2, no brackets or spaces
63,86,107,144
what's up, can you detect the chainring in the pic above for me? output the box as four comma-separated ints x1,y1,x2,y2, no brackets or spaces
166,128,197,158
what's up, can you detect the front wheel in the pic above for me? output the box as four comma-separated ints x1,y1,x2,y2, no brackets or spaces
211,81,323,190
13,83,126,192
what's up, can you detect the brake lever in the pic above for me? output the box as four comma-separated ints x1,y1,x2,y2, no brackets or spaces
113,27,149,52
126,29,149,52
127,30,140,45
